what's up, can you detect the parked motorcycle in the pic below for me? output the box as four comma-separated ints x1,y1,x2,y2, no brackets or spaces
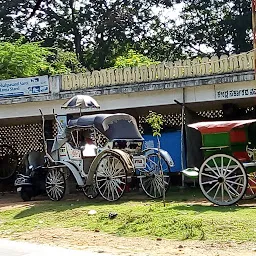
14,151,47,201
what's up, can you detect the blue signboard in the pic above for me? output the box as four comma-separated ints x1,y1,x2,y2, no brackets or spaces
143,131,184,172
0,75,49,98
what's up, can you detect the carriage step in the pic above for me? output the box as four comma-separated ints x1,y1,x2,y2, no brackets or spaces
181,168,199,178
243,162,256,168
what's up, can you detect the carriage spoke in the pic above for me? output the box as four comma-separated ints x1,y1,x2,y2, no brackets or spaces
99,180,107,190
201,172,219,179
96,155,127,201
101,181,108,196
201,180,218,185
225,179,244,187
223,158,232,177
139,153,170,199
213,184,221,200
205,164,220,178
225,182,240,196
224,183,234,200
110,181,116,201
113,182,121,199
226,174,246,180
243,172,256,199
205,182,219,194
221,183,224,202
212,158,221,176
45,169,66,201
220,156,224,176
225,165,240,178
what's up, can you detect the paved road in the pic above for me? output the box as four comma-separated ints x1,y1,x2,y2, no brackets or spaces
0,239,113,256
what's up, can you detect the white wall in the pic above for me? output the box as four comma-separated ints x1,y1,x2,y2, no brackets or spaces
0,88,184,119
0,79,255,120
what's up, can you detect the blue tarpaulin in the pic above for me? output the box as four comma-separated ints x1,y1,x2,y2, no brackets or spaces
143,131,184,172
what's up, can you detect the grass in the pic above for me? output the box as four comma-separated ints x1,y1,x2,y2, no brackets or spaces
0,187,256,241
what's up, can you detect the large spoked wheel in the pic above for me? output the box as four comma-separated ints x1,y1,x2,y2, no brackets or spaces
45,168,66,201
199,154,247,206
0,145,18,180
82,177,99,199
95,154,127,201
243,172,256,200
139,153,171,199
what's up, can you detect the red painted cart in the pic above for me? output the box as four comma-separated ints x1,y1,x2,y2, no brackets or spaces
188,119,256,206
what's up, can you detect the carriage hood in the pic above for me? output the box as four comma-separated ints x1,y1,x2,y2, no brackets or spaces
66,113,143,140
188,119,256,134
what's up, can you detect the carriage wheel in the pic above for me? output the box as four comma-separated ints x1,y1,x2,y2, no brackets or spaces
45,168,66,201
82,177,99,199
199,154,247,206
0,145,18,180
139,153,171,199
243,172,256,200
95,154,127,201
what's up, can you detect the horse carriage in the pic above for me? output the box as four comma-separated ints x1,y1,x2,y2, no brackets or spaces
15,95,174,201
186,119,256,206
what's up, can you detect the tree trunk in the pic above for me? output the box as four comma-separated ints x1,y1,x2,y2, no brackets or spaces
69,0,83,63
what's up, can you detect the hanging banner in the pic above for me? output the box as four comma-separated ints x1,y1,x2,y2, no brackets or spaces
56,115,67,134
0,75,49,98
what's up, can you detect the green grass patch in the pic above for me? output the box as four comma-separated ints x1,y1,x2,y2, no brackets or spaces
0,187,256,241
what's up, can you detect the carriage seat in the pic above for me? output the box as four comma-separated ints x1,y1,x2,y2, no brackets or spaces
232,151,251,162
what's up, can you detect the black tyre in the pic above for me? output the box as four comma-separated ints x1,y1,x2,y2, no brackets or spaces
20,189,32,201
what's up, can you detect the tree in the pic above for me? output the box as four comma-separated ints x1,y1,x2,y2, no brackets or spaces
114,49,160,68
146,111,166,206
174,0,252,57
0,39,82,79
0,0,34,41
49,48,87,74
22,0,179,70
0,38,51,79
2,0,252,70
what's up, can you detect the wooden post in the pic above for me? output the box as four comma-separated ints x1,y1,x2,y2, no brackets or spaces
252,0,256,78
181,88,185,187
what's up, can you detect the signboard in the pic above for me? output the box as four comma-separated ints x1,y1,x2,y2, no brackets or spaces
0,75,49,98
216,88,256,100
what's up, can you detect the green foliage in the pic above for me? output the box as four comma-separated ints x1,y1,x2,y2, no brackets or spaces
146,111,163,137
114,50,160,68
49,49,87,75
0,38,51,80
0,39,84,79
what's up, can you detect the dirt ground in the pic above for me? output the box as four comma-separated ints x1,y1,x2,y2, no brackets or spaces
1,193,256,256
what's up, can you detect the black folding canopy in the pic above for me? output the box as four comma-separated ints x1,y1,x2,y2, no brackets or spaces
66,113,143,140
